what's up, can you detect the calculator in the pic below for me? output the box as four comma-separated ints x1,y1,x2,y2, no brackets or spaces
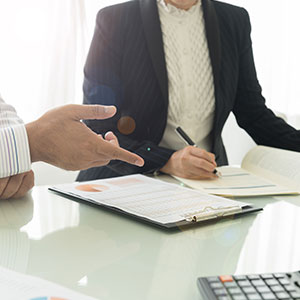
197,270,300,299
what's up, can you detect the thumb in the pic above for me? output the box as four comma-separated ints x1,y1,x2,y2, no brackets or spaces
70,104,117,120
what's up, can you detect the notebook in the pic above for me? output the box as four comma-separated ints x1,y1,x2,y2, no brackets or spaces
49,175,261,229
174,146,300,197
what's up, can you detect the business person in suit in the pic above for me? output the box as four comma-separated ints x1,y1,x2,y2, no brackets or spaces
77,0,300,182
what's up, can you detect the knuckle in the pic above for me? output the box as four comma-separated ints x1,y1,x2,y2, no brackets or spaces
93,105,104,116
198,149,205,156
198,160,204,168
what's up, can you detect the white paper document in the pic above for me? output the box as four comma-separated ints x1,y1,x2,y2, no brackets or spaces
174,146,300,197
0,266,98,300
175,166,298,197
51,175,250,225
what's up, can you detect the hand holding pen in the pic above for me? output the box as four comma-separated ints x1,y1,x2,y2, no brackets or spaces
160,126,220,180
175,127,221,178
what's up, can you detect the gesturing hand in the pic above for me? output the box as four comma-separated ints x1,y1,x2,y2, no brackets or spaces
25,104,144,171
0,170,35,200
160,146,218,179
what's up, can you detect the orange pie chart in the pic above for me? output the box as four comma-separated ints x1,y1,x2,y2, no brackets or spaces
75,184,109,192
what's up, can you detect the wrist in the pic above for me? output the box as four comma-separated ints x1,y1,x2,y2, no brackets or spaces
25,121,42,163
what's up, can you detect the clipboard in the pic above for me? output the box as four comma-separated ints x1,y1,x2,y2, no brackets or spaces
49,175,262,229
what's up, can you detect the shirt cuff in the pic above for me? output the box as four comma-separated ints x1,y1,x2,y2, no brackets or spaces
0,124,31,178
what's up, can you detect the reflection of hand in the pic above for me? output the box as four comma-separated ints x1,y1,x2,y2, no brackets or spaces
160,146,218,179
25,104,144,171
0,171,34,200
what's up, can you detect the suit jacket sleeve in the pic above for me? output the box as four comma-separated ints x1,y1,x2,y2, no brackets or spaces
233,9,300,152
83,8,175,176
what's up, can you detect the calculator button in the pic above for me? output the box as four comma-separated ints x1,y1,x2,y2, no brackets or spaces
224,281,238,288
274,274,286,279
234,275,248,281
265,279,279,286
242,286,256,294
207,276,220,283
275,291,290,299
238,280,252,287
247,294,262,300
261,293,276,300
248,275,261,280
232,295,247,300
270,285,285,293
256,286,271,293
218,297,231,300
210,282,224,289
214,288,228,296
228,287,242,295
285,285,296,292
279,278,290,285
251,279,266,287
291,291,300,298
261,274,274,280
220,275,233,283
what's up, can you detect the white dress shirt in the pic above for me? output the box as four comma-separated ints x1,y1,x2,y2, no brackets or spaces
0,95,31,178
157,0,215,151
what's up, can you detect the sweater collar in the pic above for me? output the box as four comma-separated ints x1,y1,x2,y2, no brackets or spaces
157,0,201,17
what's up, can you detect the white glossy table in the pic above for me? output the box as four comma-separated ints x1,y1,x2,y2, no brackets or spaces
0,175,300,300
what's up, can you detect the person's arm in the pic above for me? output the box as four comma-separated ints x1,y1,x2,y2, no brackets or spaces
0,96,31,178
0,102,144,199
233,9,300,151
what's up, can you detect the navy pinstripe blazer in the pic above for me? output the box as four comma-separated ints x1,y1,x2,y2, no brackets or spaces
77,0,300,181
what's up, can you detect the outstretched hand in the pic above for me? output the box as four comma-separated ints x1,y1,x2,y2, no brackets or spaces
26,104,144,171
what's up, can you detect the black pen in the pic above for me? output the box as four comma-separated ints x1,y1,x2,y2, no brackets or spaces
175,126,221,177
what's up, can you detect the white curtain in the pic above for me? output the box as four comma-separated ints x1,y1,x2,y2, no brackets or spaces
0,0,299,127
0,0,125,123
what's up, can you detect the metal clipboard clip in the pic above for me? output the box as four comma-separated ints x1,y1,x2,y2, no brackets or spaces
182,206,243,223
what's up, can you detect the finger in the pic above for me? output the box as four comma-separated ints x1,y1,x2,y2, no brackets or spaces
190,147,217,166
70,104,117,121
11,171,35,199
99,143,144,167
89,159,112,169
183,162,216,180
105,131,119,146
0,177,10,198
1,173,25,200
189,156,216,173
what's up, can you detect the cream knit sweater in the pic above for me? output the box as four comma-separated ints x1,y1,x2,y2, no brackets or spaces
158,0,215,151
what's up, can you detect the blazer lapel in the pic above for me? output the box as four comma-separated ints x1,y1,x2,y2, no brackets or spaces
139,0,169,106
202,0,223,138
202,0,221,90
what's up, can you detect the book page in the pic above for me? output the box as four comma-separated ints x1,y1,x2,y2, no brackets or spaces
174,166,298,197
51,175,249,225
242,146,300,190
0,266,97,300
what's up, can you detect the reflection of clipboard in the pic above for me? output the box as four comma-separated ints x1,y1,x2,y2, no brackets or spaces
49,175,262,229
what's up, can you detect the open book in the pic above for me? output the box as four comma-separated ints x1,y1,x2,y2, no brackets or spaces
174,146,300,197
50,175,260,228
